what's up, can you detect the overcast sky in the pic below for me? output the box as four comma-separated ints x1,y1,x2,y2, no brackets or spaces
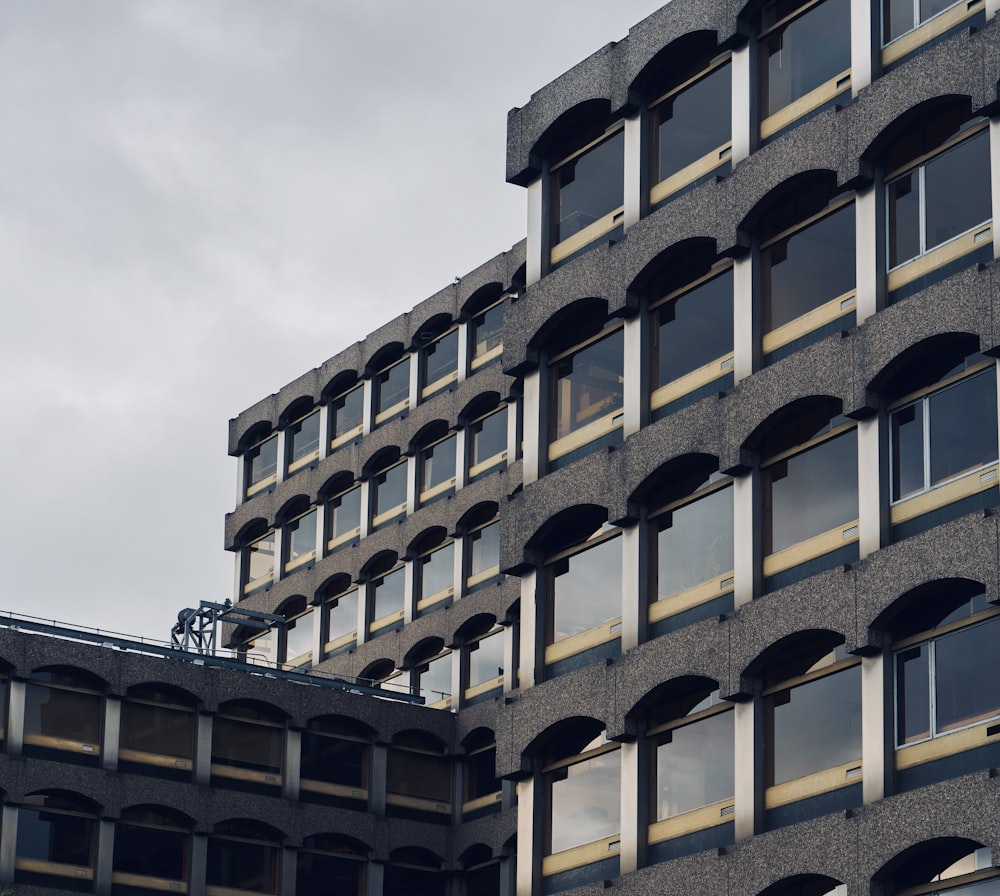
0,0,665,642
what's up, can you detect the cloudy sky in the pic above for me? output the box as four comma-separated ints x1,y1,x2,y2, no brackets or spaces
0,0,664,642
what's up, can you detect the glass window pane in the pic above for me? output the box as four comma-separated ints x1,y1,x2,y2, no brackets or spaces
327,590,358,643
883,0,917,42
888,172,922,268
207,839,277,893
473,303,504,359
121,701,194,759
657,268,733,386
418,654,452,703
17,808,94,866
658,485,734,599
472,409,508,467
552,536,622,642
289,411,320,463
469,523,500,580
553,329,625,440
767,429,858,553
548,749,621,853
423,436,457,492
387,751,451,802
114,823,187,881
420,543,455,601
246,532,276,584
301,733,368,787
286,511,316,562
332,386,364,438
285,612,313,661
385,865,444,896
763,203,856,332
924,130,991,251
24,684,102,744
465,746,501,802
466,863,501,896
891,401,925,500
375,464,407,516
929,368,998,487
373,568,405,621
297,852,364,896
377,358,410,414
654,710,734,818
423,330,459,386
212,718,282,774
554,130,625,243
761,0,851,117
468,632,505,689
329,487,361,540
247,436,278,487
935,617,1000,733
896,645,931,744
658,61,732,180
769,664,862,784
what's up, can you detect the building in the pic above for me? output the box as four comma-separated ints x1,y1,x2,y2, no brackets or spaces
3,0,1000,893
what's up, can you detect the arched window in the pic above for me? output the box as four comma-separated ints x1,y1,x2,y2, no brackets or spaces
464,512,501,594
210,701,285,793
881,0,986,65
240,525,276,597
462,729,502,820
243,429,278,499
300,716,372,808
413,530,456,617
119,684,197,777
758,875,846,896
880,841,997,896
296,834,367,896
372,349,411,426
329,377,365,449
206,820,281,896
284,402,321,477
321,577,360,657
365,555,406,638
15,792,98,887
386,732,452,823
416,424,458,507
467,403,509,482
324,475,362,552
407,639,453,709
460,616,505,705
418,317,460,400
368,452,408,532
467,288,506,372
23,667,104,762
113,806,191,892
384,847,446,896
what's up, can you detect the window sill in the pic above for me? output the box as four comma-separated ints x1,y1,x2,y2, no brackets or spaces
15,858,93,881
374,398,410,427
206,886,274,896
765,759,862,809
888,222,992,293
651,356,734,415
421,370,458,400
372,503,407,530
763,519,859,578
385,793,451,814
897,715,1000,769
471,343,503,371
651,144,732,207
323,631,357,654
648,798,735,845
300,779,368,801
465,676,504,702
463,791,503,815
287,449,319,476
762,290,855,356
543,834,621,877
245,474,277,500
551,206,625,266
882,0,984,66
420,478,456,505
650,571,734,624
331,424,363,451
283,551,315,575
469,451,507,480
210,764,281,786
242,573,273,596
417,586,454,613
118,748,191,771
467,565,501,590
546,617,622,665
761,69,851,141
892,463,999,525
549,411,624,463
112,871,188,893
22,732,100,756
369,608,405,635
327,526,361,552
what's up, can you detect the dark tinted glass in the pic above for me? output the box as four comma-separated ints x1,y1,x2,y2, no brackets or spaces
387,750,452,801
206,838,277,893
935,617,1000,733
17,808,93,866
890,401,925,500
423,329,459,387
289,411,320,463
468,632,505,688
472,409,508,466
657,268,733,384
121,701,194,759
466,863,502,896
928,368,997,486
924,130,991,250
24,684,102,744
377,358,410,414
384,865,445,896
554,130,625,242
211,717,282,773
297,852,364,896
301,732,367,787
553,329,625,439
896,644,931,744
113,823,187,880
658,61,732,180
464,746,501,801
888,172,922,267
247,436,278,486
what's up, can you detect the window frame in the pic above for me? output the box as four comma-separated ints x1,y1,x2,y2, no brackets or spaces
244,434,279,499
22,676,103,757
415,540,456,614
324,586,359,654
368,564,407,636
463,625,506,703
465,519,502,592
420,327,460,400
419,432,458,505
374,356,412,426
282,508,318,576
111,812,191,892
242,530,276,596
283,606,314,669
462,739,503,816
299,724,371,803
371,460,408,530
468,406,509,481
210,709,285,788
119,690,196,772
412,649,453,710
286,408,321,476
470,297,506,371
385,740,454,817
327,482,362,552
15,797,97,883
882,0,986,65
330,383,365,450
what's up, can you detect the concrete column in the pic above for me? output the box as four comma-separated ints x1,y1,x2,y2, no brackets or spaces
503,621,518,694
457,320,470,384
283,729,301,801
989,0,1000,19
189,833,208,896
406,454,418,516
0,805,18,884
731,43,753,164
623,113,643,229
861,652,892,803
732,473,759,609
732,254,756,383
618,740,645,875
526,178,547,287
274,430,288,485
280,847,297,896
316,404,330,462
620,522,648,651
453,537,466,601
235,454,247,505
454,427,469,491
366,862,385,896
408,352,420,412
857,415,885,559
991,119,1000,261
7,680,25,756
498,856,516,896
370,744,388,814
851,0,876,96
102,697,121,772
507,397,521,464
403,560,416,625
515,777,543,896
273,528,287,582
517,570,541,689
358,479,372,539
733,697,762,840
855,186,880,324
361,378,374,437
356,581,372,648
194,713,213,787
95,817,115,896
450,648,463,712
522,370,543,486
311,597,325,663
623,313,648,438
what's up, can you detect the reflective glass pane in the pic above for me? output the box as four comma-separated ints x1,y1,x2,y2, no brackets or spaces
466,863,501,896
896,644,931,744
549,749,621,853
658,61,732,180
553,329,625,440
332,386,364,438
420,543,454,600
468,632,505,688
419,654,452,702
554,130,625,243
373,568,405,621
929,368,997,487
385,865,444,896
883,0,917,42
329,487,361,540
327,590,358,643
285,612,313,661
121,701,194,759
935,617,1000,733
286,511,316,563
246,532,276,584
17,808,93,866
472,409,508,467
375,464,407,516
114,823,187,881
387,750,451,802
763,202,856,332
473,303,504,359
377,358,410,414
469,522,500,579
769,664,862,784
657,485,734,599
891,401,925,500
301,732,368,787
924,130,991,251
888,172,922,267
767,429,858,553
465,746,501,802
657,268,733,386
289,411,320,463
423,436,457,492
423,329,459,386
24,684,102,744
212,718,282,773
297,852,364,896
760,0,851,117
207,838,277,893
654,709,734,818
552,536,622,642
247,436,278,487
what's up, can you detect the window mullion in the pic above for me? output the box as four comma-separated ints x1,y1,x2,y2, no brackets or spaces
918,164,928,254
922,395,932,492
928,639,938,739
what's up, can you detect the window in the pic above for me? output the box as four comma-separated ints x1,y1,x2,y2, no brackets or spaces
763,638,862,819
244,434,278,499
300,717,370,805
760,190,856,359
466,520,501,591
283,509,317,576
331,383,365,448
549,324,625,469
469,407,508,480
210,703,284,789
420,433,457,505
242,529,276,595
650,54,732,206
324,585,359,655
883,0,986,65
758,0,852,140
543,730,621,881
283,606,313,668
550,125,625,268
465,862,503,896
887,114,991,296
470,298,505,370
286,409,321,475
113,808,190,892
386,733,452,821
463,732,502,818
890,360,998,531
327,483,362,551
413,649,453,709
297,836,366,896
650,471,734,632
119,685,196,774
384,849,446,896
894,590,1000,775
374,356,411,425
421,328,460,399
464,626,505,703
206,822,280,896
371,459,408,530
647,687,734,852
23,669,103,758
546,526,622,671
761,403,859,589
15,793,96,886
369,564,406,636
416,541,456,615
650,263,734,418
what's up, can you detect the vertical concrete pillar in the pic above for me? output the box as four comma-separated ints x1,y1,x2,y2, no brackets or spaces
356,581,371,648
855,186,880,325
450,648,463,712
991,119,1000,261
370,744,388,814
408,351,421,414
731,44,753,165
618,739,645,875
361,378,375,438
283,729,301,802
95,817,115,896
403,560,416,626
517,571,541,689
280,846,297,896
456,320,470,385
857,415,885,559
7,679,25,756
454,427,469,491
624,113,644,229
311,597,325,664
357,479,372,539
274,430,287,486
366,861,385,896
406,453,419,517
526,178,547,287
851,0,876,96
733,697,762,840
732,254,756,384
0,805,18,884
194,713,213,787
503,620,518,694
522,370,542,486
623,313,648,438
102,697,121,772
515,777,543,896
620,522,648,651
732,473,759,609
507,397,521,465
861,652,892,803
189,832,208,896
989,0,1000,19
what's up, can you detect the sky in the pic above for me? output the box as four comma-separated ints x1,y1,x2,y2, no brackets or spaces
0,1,668,642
